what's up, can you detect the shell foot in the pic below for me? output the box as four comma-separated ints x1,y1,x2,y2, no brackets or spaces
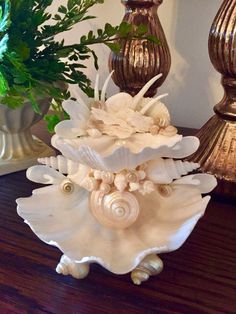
56,255,90,279
131,254,163,285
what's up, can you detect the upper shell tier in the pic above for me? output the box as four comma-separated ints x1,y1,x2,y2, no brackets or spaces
53,74,200,172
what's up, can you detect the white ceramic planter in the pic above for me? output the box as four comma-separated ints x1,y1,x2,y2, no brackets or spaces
0,99,54,175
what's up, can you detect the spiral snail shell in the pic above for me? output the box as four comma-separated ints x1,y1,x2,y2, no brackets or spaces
56,255,90,279
90,190,140,229
60,180,75,195
126,171,139,183
157,184,173,197
131,254,163,285
99,182,111,194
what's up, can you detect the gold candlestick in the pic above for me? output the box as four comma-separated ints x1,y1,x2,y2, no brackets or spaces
188,0,236,199
109,0,171,97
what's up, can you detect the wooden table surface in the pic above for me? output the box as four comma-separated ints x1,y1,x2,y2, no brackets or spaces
0,123,236,314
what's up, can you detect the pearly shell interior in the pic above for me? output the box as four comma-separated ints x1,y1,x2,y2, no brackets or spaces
90,190,140,229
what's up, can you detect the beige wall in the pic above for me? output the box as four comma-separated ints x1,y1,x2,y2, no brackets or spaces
50,0,223,128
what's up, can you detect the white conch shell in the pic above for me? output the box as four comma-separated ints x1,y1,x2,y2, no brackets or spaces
131,254,163,285
38,155,79,175
56,255,90,279
90,191,140,229
146,158,200,184
38,155,89,186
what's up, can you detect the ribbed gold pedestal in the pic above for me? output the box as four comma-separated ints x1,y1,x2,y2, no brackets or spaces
188,0,236,200
188,115,236,199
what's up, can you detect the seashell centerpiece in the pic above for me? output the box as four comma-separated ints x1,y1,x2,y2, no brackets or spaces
16,74,217,285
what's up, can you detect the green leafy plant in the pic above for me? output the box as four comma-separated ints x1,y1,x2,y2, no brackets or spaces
0,0,160,131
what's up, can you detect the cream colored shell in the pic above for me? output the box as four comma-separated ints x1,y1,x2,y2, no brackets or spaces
146,158,200,184
90,190,140,229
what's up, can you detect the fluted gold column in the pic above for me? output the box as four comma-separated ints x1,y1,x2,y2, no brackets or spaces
109,0,171,97
188,0,236,199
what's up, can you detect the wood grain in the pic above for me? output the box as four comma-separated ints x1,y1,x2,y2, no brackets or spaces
0,123,236,314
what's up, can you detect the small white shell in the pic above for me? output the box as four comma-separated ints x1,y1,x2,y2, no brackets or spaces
159,125,178,137
129,182,140,192
138,170,146,180
81,177,99,192
99,183,111,194
60,180,75,195
157,184,173,197
56,255,89,279
146,158,200,184
126,171,140,183
149,125,160,135
142,180,156,194
87,128,102,138
101,171,115,184
114,173,127,192
90,191,140,229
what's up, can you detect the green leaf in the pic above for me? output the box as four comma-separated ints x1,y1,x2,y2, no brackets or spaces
145,35,160,45
136,24,148,36
105,23,117,37
1,95,24,109
105,42,121,54
0,0,10,33
44,113,61,133
0,70,8,96
0,33,8,60
118,22,132,37
58,5,67,14
90,49,99,70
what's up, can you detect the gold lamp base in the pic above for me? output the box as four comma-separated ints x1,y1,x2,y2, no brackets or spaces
187,115,236,199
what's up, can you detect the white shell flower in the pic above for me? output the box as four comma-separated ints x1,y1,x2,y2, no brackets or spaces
53,73,198,172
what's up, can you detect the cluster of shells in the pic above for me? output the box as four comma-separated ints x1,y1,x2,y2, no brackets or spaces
80,165,172,197
73,72,178,140
86,101,178,139
39,155,200,231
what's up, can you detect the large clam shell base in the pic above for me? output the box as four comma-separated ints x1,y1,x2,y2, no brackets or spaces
16,74,217,285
